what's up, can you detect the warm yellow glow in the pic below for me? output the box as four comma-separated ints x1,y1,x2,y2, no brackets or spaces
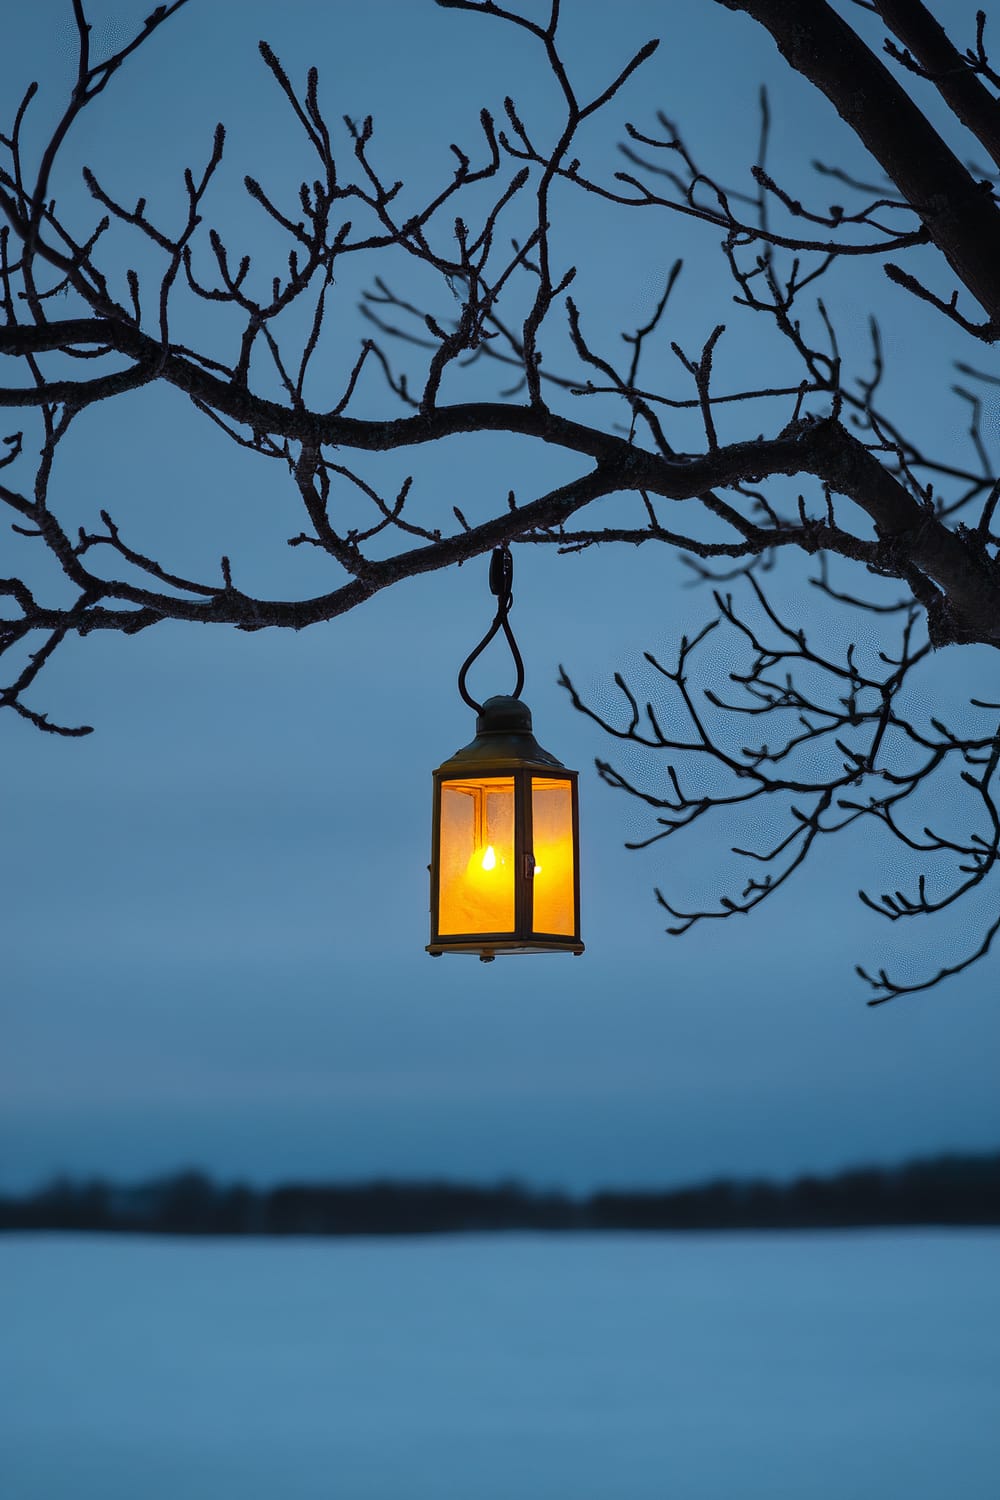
438,777,515,935
435,772,576,941
531,778,575,935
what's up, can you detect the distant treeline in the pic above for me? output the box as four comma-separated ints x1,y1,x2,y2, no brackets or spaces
2,1152,998,1236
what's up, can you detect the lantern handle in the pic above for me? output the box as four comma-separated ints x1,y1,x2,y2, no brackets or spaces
457,544,525,713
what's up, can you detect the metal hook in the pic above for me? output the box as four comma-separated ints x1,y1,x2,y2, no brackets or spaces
457,545,526,713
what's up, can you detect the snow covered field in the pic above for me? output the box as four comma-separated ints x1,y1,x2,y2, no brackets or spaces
2,1229,997,1500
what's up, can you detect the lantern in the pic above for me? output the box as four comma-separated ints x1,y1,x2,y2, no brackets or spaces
427,548,583,962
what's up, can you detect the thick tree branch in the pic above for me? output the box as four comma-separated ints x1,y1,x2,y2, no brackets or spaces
716,0,1000,335
873,0,1000,172
2,309,997,641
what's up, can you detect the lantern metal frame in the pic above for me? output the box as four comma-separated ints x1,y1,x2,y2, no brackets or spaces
427,545,584,963
427,695,584,961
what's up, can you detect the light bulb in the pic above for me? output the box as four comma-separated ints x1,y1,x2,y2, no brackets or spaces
481,844,496,871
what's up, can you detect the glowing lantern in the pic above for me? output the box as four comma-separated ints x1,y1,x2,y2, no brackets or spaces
427,548,583,962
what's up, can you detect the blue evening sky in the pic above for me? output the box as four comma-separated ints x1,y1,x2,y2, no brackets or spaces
2,0,998,1192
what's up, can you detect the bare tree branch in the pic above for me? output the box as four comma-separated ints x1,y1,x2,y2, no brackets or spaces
3,0,1000,997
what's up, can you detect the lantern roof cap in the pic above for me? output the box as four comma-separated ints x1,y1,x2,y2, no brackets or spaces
436,695,568,772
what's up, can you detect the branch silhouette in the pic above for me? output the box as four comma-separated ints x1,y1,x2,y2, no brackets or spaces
2,0,999,996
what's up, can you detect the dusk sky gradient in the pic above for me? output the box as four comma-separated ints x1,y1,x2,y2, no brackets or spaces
2,0,998,1193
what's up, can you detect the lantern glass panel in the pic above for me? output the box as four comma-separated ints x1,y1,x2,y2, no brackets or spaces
530,777,575,936
438,777,516,935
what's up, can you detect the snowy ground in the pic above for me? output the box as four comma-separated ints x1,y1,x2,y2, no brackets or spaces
2,1230,997,1500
